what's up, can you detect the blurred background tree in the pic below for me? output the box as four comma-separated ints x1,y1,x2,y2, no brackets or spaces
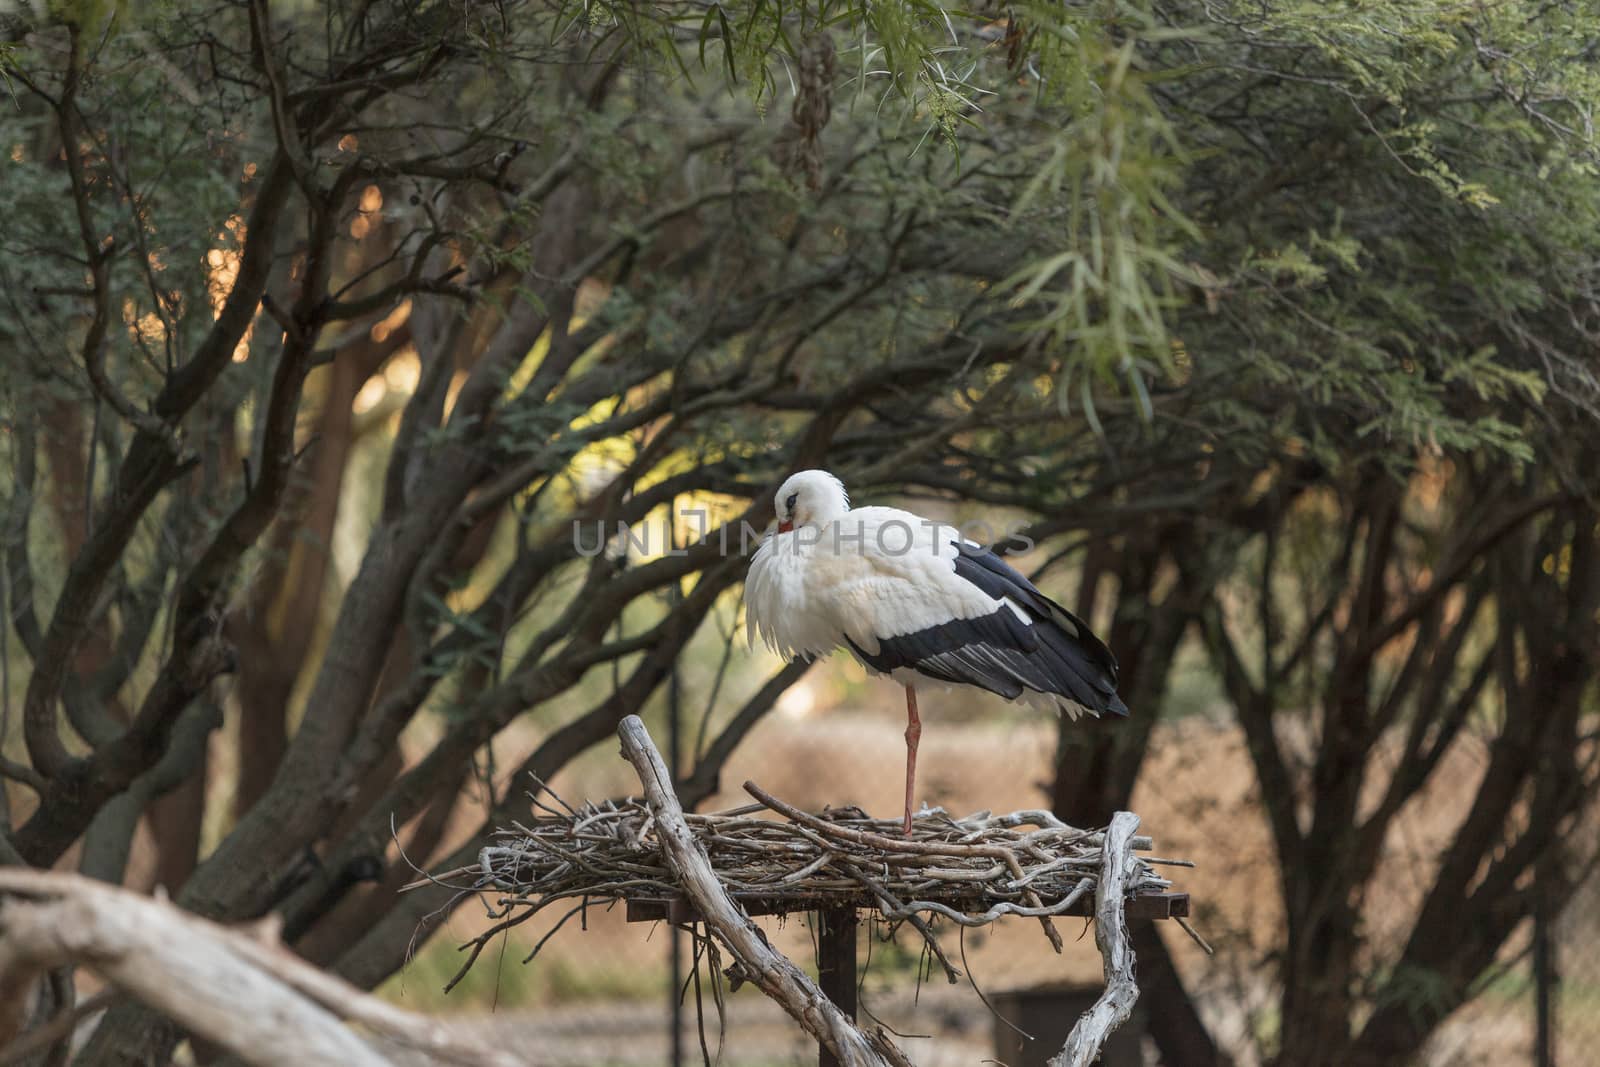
1,2,1596,1065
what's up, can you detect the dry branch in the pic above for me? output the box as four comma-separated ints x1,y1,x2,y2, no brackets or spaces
744,781,1072,952
1051,811,1142,1067
0,870,520,1067
616,715,908,1067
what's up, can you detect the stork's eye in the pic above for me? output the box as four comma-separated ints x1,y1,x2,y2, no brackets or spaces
784,492,799,514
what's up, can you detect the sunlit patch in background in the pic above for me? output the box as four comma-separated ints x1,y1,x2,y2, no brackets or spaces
204,214,251,361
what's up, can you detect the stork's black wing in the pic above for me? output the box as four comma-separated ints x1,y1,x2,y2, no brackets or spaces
846,539,1127,717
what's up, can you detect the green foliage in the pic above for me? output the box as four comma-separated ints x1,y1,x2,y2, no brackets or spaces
1140,0,1600,476
47,0,135,31
0,44,18,103
1004,3,1201,415
0,25,255,424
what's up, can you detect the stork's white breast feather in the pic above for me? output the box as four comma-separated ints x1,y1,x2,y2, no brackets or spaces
746,505,1007,660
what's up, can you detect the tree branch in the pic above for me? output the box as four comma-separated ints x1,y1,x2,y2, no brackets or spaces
617,715,905,1067
1198,600,1304,871
0,870,519,1067
1050,811,1142,1067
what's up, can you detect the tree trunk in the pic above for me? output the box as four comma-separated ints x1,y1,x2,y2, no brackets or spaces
147,751,208,894
1272,905,1360,1067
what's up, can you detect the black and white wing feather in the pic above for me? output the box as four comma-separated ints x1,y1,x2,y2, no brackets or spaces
845,538,1127,719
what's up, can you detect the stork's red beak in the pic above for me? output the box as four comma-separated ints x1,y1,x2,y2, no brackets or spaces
777,521,794,534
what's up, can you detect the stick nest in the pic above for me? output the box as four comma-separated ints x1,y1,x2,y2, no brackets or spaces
421,780,1190,988
490,806,1171,914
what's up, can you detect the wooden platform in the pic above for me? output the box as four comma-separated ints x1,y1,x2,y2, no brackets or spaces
627,885,1191,1067
625,890,1189,925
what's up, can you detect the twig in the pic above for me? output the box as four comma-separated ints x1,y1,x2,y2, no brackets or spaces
0,990,117,1067
838,861,960,984
961,925,1030,1042
1176,915,1215,955
746,781,1065,952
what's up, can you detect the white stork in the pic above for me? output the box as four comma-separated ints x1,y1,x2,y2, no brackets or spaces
744,469,1127,835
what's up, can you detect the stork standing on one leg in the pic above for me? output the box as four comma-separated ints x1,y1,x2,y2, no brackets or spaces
744,470,1128,835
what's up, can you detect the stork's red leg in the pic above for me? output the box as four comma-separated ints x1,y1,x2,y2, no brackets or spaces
902,685,921,836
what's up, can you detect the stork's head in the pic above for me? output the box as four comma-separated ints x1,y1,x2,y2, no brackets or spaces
774,470,849,532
